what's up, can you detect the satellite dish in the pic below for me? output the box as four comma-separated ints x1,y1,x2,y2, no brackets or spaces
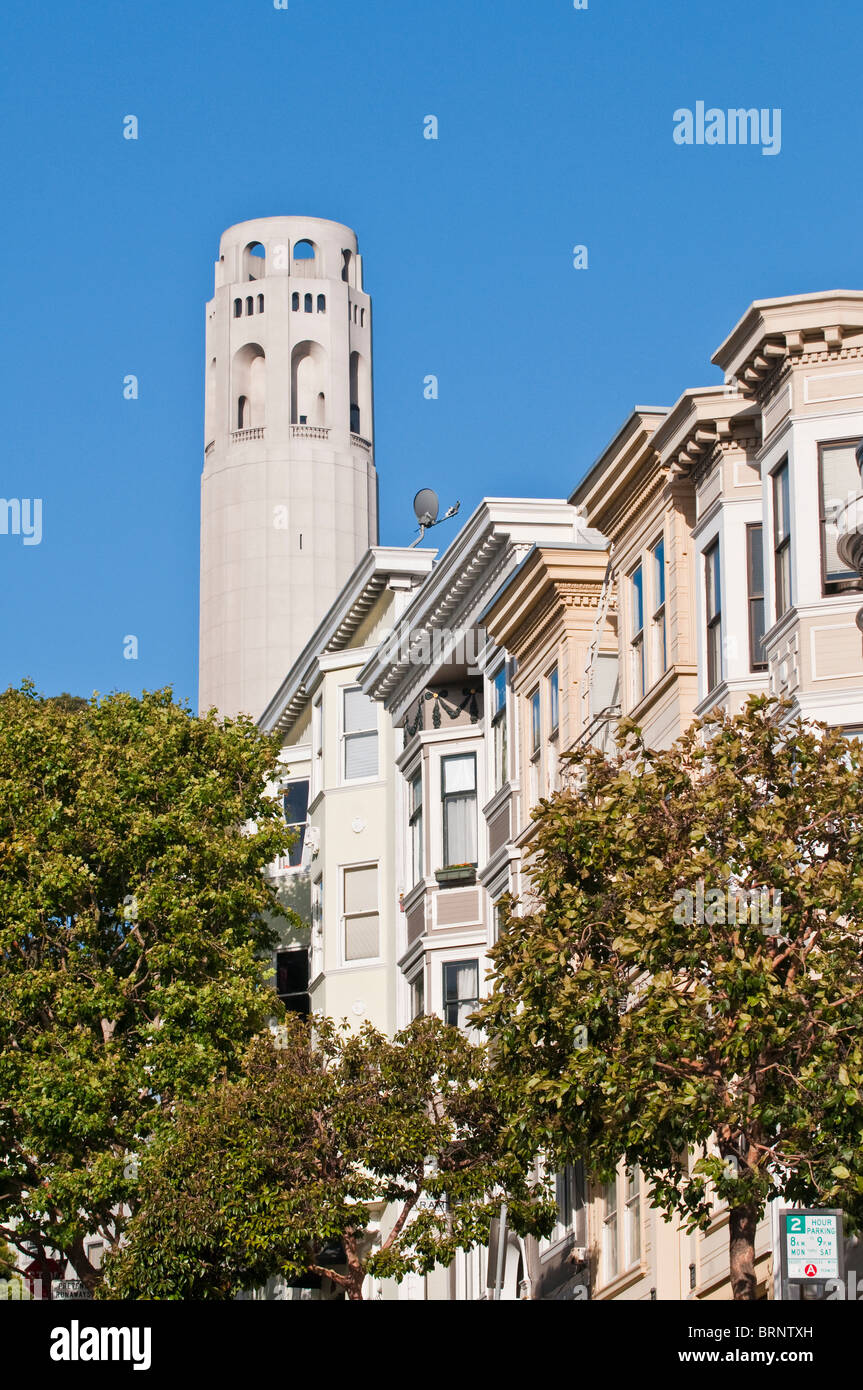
413,489,439,528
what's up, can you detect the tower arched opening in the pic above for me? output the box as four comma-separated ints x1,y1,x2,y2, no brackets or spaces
291,340,327,426
349,350,370,438
232,342,266,430
243,241,266,280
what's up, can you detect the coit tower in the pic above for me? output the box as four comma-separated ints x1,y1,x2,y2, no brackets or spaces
198,216,378,720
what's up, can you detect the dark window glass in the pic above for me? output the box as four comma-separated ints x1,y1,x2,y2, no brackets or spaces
746,524,767,671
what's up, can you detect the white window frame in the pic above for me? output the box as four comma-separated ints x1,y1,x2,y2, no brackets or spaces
282,777,310,870
408,765,424,887
602,1175,619,1284
311,874,323,980
340,683,379,785
630,563,645,706
311,694,323,799
440,750,478,869
339,859,381,966
651,536,667,680
490,664,508,792
624,1164,642,1268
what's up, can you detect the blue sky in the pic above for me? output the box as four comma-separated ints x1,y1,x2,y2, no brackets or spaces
1,0,861,708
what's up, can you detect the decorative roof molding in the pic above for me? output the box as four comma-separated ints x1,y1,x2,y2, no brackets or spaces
359,498,586,718
712,290,863,394
258,546,437,735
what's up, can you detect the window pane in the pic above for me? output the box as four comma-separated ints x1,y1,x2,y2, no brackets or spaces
283,780,309,825
343,687,376,734
746,525,766,670
276,949,310,997
820,441,860,584
773,461,790,545
444,793,477,864
653,539,665,608
444,960,479,1001
549,667,559,730
747,524,764,594
345,730,378,779
443,960,479,1029
530,690,541,751
345,912,379,961
706,543,721,621
442,753,476,795
343,864,377,914
631,566,644,635
493,667,506,715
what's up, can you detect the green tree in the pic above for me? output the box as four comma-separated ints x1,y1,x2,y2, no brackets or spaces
479,696,863,1300
104,1013,555,1301
0,683,294,1291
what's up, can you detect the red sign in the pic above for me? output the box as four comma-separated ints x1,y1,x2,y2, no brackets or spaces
804,1263,817,1277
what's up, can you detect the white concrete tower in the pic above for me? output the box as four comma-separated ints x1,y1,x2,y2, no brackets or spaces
199,216,378,720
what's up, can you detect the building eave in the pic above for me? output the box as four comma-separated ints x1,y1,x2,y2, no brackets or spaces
258,546,437,736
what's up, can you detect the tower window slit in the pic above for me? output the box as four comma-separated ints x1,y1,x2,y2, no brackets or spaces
304,293,313,313
292,292,299,311
317,294,326,313
233,299,242,318
257,294,264,312
246,296,254,315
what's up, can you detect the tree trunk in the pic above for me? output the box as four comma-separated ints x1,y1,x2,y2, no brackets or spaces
729,1203,759,1300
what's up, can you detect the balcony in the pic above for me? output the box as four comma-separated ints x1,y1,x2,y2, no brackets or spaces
291,425,330,441
231,427,266,444
350,432,372,452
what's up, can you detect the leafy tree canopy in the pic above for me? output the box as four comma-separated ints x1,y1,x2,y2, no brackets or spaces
0,683,293,1290
104,1013,556,1301
479,696,863,1298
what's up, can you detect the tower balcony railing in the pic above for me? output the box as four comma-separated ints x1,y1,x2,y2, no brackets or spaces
350,432,372,452
231,427,266,444
291,425,330,440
